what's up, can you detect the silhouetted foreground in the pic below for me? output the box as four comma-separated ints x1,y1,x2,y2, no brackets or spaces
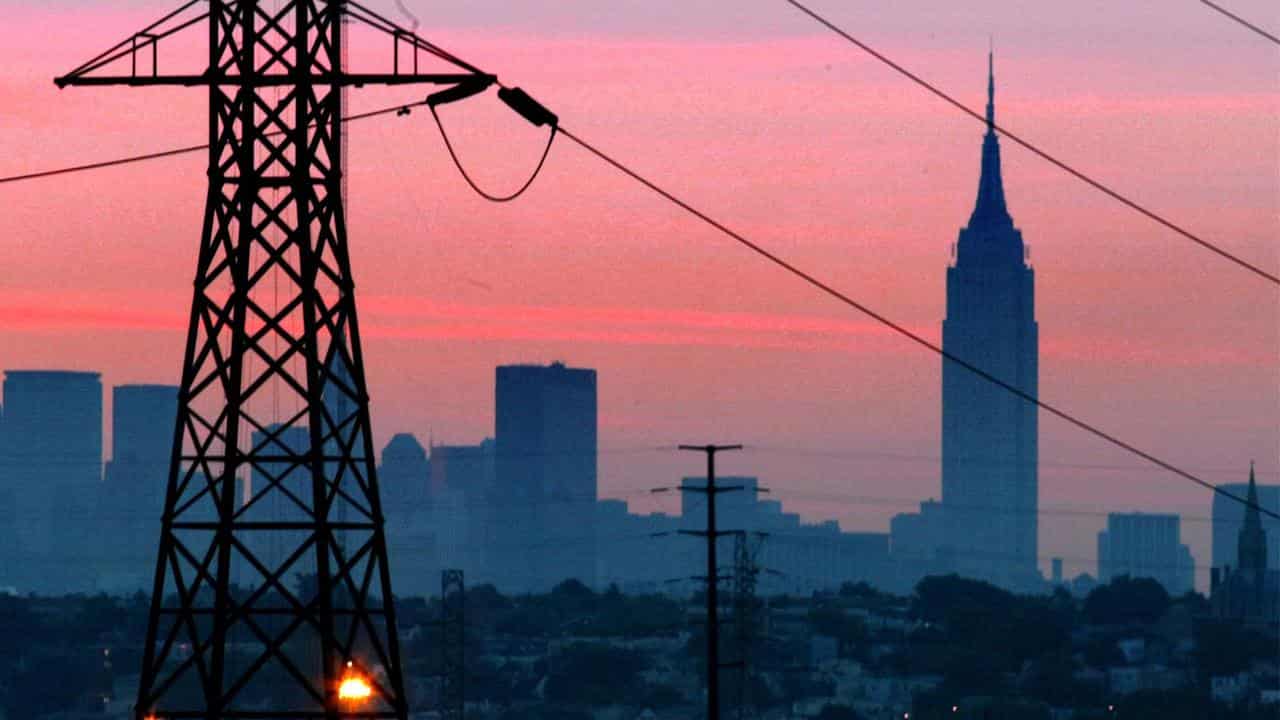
2,574,1275,719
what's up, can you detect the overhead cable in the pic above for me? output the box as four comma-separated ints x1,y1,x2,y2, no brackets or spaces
781,0,1280,287
0,101,429,186
1199,0,1280,45
550,123,1280,522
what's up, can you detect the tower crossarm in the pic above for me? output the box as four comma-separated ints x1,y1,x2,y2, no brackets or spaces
57,72,493,88
54,0,491,90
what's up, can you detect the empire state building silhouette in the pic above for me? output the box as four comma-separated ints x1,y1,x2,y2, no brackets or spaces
940,53,1040,590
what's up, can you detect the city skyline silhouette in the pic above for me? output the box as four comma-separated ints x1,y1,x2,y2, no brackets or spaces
1,1,1277,592
0,4,1277,718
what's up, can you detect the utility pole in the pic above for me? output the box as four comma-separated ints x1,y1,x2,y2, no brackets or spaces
678,443,743,720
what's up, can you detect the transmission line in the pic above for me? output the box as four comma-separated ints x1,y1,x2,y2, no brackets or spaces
766,488,1223,525
743,443,1276,478
780,0,1279,287
552,124,1279,522
12,7,1275,290
0,100,430,186
7,35,1275,522
1199,0,1280,45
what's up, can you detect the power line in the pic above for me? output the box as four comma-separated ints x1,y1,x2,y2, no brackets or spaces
759,531,1111,568
764,530,1217,575
765,488,1224,524
553,124,1279,523
0,101,429,186
742,443,1276,479
13,8,1274,291
1199,0,1280,45
780,0,1280,287
0,443,675,468
0,142,207,185
11,33,1275,524
429,102,557,202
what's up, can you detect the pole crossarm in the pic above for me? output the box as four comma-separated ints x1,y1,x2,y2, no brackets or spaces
679,485,746,495
678,530,743,538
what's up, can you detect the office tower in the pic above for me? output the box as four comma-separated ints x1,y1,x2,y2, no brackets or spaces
378,433,434,597
495,362,597,591
0,400,12,579
380,433,430,515
594,499,682,591
242,424,311,591
1097,513,1193,595
889,499,950,592
430,439,496,583
940,54,1040,590
0,370,102,593
431,440,496,502
99,384,179,592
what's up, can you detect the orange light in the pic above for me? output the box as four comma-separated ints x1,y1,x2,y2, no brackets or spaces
338,662,373,702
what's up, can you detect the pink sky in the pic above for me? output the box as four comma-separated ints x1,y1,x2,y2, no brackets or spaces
1,1,1277,588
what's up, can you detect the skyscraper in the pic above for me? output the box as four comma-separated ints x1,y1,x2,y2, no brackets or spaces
0,400,10,581
380,433,431,515
1097,513,1194,595
99,384,178,592
940,54,1040,590
378,433,435,597
0,370,103,593
430,439,496,583
495,362,598,591
241,424,311,591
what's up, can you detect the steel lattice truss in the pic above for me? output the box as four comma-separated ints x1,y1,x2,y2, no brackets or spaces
55,2,490,718
439,570,465,720
732,532,764,720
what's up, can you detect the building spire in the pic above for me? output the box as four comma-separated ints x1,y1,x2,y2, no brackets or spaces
986,46,995,130
1238,460,1268,572
1244,461,1261,531
968,48,1012,229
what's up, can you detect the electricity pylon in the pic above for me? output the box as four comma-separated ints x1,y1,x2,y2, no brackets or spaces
439,569,465,720
54,3,492,719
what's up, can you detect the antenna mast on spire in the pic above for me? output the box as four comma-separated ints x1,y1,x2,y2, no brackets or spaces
986,46,995,130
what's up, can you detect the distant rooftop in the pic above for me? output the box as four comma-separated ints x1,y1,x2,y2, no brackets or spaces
4,369,101,379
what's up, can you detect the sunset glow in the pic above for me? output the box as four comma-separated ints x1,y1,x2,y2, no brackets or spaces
0,0,1276,587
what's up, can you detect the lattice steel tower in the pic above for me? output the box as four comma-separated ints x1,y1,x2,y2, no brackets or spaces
55,3,491,718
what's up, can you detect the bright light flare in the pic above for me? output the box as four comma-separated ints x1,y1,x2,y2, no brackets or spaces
338,662,373,702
